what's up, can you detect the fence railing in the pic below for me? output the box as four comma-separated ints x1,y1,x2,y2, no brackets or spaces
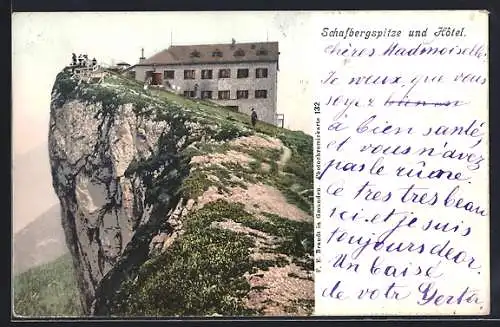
67,64,109,83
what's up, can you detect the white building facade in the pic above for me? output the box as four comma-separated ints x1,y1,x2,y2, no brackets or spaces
125,42,280,125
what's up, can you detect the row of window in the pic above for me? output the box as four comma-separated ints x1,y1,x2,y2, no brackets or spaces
184,89,268,100
190,47,268,58
160,68,268,80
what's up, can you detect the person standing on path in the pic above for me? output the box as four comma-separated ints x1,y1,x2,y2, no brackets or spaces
251,108,258,128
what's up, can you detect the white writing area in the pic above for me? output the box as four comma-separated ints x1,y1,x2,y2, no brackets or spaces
313,11,489,315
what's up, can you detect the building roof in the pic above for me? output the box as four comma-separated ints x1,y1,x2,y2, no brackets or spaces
116,62,130,66
137,41,279,66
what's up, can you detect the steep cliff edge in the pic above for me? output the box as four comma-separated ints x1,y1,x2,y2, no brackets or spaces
48,70,313,316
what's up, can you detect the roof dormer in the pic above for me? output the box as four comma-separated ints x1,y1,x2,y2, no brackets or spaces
234,48,245,57
212,49,223,57
190,49,201,58
256,47,268,56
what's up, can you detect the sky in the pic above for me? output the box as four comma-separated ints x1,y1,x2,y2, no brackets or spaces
12,11,314,156
11,11,315,232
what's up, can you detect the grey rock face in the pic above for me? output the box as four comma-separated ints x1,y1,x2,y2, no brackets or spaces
49,87,176,313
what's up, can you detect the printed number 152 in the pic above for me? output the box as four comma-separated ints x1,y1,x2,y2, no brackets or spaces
314,102,320,114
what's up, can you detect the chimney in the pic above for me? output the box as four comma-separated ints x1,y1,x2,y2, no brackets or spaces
230,38,236,49
139,47,146,64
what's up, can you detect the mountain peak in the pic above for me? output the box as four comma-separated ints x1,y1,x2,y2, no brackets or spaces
47,69,313,316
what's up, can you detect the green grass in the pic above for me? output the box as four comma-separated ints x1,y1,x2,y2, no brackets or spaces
230,210,313,259
106,200,313,316
251,258,289,271
13,254,82,317
178,133,312,215
107,200,258,316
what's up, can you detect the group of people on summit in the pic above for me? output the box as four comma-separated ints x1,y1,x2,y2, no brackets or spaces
70,53,97,68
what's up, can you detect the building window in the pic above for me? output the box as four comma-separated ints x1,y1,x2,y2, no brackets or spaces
237,68,249,79
184,91,195,98
127,71,136,79
184,70,195,79
236,90,249,99
218,69,230,78
256,68,268,78
145,70,154,81
218,90,230,100
201,91,213,99
255,90,268,99
201,70,213,79
164,70,175,79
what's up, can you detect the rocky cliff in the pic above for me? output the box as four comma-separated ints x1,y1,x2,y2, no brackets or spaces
48,69,314,316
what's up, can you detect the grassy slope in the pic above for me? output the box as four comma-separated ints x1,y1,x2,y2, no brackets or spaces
13,253,82,317
17,70,313,317
108,76,314,316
